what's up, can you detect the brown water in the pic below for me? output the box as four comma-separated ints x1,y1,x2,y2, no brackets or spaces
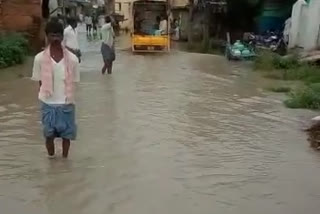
1,28,320,214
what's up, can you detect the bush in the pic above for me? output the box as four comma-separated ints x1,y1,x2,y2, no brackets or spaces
254,51,276,70
282,67,320,110
272,55,300,70
285,86,320,109
309,83,320,92
255,52,320,81
255,51,320,110
254,52,300,71
0,33,29,68
283,65,320,82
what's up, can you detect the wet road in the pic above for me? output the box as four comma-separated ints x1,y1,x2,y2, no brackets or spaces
1,30,320,214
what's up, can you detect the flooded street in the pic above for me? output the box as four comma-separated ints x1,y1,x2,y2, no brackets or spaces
1,29,320,214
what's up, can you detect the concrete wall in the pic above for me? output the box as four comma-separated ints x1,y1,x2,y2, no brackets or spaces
289,0,320,50
171,0,188,8
303,0,320,50
115,0,132,29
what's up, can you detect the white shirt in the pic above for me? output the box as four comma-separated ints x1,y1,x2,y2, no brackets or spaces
101,23,115,47
98,16,105,27
79,14,84,22
63,25,79,50
85,16,93,25
160,20,168,34
31,51,80,104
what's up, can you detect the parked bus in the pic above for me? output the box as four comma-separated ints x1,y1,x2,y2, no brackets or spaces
131,0,170,52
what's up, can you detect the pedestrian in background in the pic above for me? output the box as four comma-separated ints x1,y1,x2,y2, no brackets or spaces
63,17,81,62
92,15,98,36
79,13,84,25
31,20,80,158
98,15,105,39
101,16,115,75
84,15,93,35
159,15,168,35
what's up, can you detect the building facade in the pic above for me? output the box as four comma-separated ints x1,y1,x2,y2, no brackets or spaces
114,0,132,29
289,0,320,50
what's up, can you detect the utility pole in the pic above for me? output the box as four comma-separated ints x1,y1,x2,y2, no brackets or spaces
62,0,66,17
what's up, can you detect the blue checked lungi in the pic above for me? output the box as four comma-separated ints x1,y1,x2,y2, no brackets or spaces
41,102,77,140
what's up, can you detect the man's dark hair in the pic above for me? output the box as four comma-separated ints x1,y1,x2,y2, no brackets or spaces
105,16,112,23
45,20,64,35
67,17,77,26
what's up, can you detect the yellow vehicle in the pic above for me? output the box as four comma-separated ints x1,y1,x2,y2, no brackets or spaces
131,0,170,52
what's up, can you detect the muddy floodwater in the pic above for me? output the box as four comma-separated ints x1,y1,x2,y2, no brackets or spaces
1,30,320,214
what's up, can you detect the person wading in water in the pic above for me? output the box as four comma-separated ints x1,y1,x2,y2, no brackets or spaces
63,17,81,63
31,20,80,158
101,16,115,75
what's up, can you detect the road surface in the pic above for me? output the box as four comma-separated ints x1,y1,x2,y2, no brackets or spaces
0,29,320,214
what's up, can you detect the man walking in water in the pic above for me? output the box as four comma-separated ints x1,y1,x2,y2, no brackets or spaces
101,16,115,75
31,20,80,158
84,15,93,35
63,17,81,63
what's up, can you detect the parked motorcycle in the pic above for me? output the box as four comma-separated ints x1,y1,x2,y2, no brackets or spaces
245,31,287,55
271,35,287,55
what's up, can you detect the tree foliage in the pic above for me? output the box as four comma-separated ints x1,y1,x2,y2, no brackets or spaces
0,33,29,68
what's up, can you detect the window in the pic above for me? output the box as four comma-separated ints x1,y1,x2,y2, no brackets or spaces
115,2,122,12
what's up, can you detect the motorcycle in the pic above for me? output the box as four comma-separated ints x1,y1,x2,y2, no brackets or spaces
271,35,287,55
246,31,287,55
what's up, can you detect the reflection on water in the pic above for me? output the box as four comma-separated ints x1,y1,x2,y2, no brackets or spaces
1,30,320,214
